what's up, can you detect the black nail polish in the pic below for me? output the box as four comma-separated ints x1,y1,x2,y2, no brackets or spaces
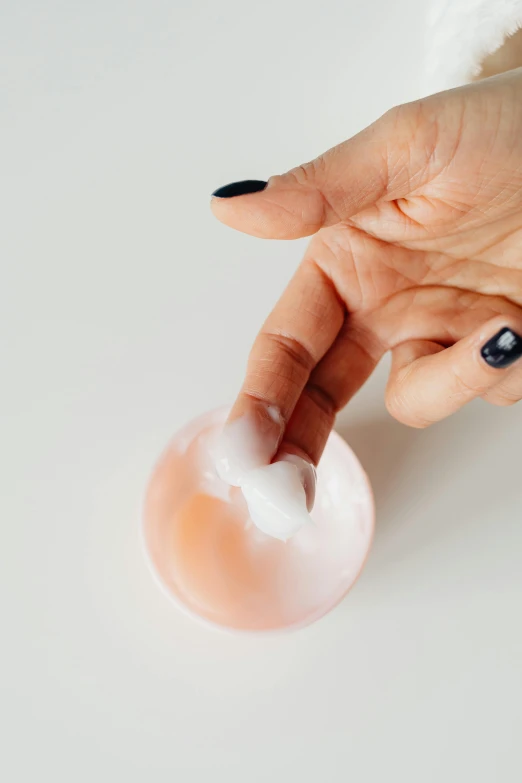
481,327,522,368
212,180,267,198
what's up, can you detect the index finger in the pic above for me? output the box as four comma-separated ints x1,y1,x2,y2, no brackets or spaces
218,258,344,483
239,259,345,419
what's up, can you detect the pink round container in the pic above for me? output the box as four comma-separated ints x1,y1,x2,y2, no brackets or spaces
143,407,374,633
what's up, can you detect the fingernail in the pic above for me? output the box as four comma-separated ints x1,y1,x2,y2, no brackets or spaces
481,327,522,368
213,403,283,486
279,453,317,512
212,180,267,198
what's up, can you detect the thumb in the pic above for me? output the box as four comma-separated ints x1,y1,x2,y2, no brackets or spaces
211,107,419,239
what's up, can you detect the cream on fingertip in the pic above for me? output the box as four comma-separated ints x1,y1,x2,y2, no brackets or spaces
214,405,315,541
240,461,312,542
214,404,283,486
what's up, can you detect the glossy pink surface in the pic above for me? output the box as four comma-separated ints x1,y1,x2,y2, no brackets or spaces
143,408,374,632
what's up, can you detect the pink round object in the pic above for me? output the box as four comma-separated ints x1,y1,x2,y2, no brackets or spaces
143,408,374,632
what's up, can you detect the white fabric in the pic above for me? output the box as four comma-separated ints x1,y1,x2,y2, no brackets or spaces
426,0,522,93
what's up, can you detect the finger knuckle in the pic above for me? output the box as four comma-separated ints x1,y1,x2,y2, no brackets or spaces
452,368,488,398
304,382,338,420
380,104,402,129
385,389,431,429
286,158,326,187
263,331,316,374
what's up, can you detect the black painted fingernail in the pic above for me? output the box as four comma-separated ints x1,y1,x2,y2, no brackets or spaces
212,180,267,198
481,327,522,368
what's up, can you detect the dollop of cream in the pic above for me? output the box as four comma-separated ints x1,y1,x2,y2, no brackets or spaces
213,408,316,541
240,461,312,541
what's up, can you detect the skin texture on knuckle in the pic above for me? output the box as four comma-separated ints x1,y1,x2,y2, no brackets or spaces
285,158,328,188
302,381,338,421
370,103,426,198
260,331,316,374
450,365,490,399
281,157,344,228
384,386,432,429
380,95,467,195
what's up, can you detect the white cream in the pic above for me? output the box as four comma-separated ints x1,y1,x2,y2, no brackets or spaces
214,408,316,542
214,404,282,486
240,461,312,541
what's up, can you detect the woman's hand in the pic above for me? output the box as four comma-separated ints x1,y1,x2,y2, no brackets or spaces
211,69,522,467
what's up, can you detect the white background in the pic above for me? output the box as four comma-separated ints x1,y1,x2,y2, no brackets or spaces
1,1,521,781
